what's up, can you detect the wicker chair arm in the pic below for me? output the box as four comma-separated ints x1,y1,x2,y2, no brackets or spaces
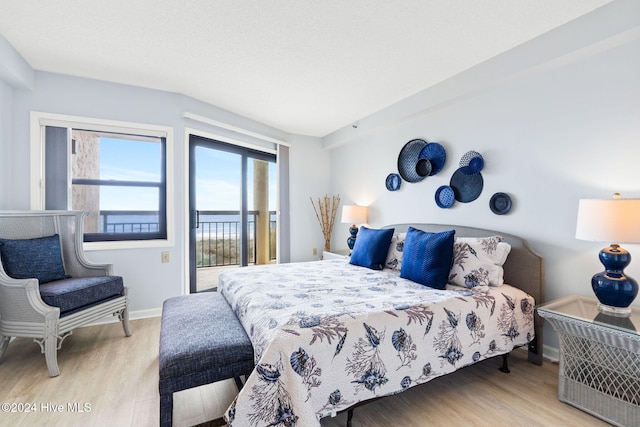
71,247,114,276
0,269,59,324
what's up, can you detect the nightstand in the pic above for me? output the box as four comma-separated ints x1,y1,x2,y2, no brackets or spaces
322,250,350,260
537,295,639,427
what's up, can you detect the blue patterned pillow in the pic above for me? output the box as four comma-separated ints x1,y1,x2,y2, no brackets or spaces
0,234,68,284
400,227,455,289
349,226,395,270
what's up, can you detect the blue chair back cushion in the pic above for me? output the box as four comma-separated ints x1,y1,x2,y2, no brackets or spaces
0,234,68,284
39,276,125,316
349,226,395,270
400,227,455,289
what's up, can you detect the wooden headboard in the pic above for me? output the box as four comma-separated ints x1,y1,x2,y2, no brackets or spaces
384,223,545,365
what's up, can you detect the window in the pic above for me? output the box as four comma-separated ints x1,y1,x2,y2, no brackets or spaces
189,134,278,292
31,112,173,247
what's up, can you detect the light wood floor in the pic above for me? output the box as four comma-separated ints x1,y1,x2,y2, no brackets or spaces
0,317,610,427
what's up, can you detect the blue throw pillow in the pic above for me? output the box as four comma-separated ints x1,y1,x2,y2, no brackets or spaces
349,226,395,270
400,227,455,289
0,234,68,284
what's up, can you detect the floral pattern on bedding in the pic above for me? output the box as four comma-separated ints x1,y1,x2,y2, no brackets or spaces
449,236,511,289
219,259,535,427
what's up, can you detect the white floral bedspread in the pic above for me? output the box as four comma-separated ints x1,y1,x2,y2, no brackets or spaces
218,259,535,427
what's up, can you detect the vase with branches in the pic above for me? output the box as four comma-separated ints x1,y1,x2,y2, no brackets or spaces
310,194,340,251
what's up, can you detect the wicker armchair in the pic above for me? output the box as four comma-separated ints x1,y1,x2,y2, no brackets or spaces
0,210,130,377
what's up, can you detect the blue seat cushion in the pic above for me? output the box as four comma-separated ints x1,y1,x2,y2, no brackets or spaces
39,276,125,316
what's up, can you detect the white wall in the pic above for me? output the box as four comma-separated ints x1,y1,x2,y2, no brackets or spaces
287,134,332,261
1,69,328,315
0,80,12,208
326,1,640,352
0,30,33,209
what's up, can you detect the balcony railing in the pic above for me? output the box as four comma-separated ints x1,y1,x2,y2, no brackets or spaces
195,210,276,267
100,210,160,234
99,210,276,268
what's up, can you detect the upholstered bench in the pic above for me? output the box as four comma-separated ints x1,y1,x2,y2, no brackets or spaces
159,292,254,427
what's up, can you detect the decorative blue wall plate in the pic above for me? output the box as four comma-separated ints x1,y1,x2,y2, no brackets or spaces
397,139,428,183
386,173,402,191
415,158,432,177
490,192,512,215
459,150,484,175
450,168,483,203
435,185,455,208
419,142,446,175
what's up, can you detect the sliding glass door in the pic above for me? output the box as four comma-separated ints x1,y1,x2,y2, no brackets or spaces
189,135,276,293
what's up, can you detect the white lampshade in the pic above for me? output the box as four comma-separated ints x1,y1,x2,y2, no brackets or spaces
576,198,640,244
341,205,368,225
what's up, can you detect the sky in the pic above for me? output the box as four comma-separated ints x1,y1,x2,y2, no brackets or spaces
96,137,277,212
98,137,161,211
195,146,277,212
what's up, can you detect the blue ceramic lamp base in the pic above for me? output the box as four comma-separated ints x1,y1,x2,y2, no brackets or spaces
347,225,358,251
592,244,639,317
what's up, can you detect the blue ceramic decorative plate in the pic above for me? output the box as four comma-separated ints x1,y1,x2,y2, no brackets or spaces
450,168,483,203
435,185,455,208
397,139,428,183
490,192,512,215
419,143,446,175
459,150,484,175
415,158,432,177
386,173,402,191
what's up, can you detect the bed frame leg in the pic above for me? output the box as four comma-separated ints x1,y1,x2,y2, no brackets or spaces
499,353,510,373
346,408,354,427
234,376,244,391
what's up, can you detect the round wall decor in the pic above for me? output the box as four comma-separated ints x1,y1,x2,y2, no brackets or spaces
490,192,512,215
449,168,483,203
397,139,428,183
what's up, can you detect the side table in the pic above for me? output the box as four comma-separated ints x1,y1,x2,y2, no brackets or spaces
537,295,640,427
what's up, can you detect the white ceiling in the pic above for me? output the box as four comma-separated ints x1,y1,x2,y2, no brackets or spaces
0,0,613,137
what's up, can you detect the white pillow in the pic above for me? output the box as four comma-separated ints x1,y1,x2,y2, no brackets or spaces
448,236,511,289
384,232,406,271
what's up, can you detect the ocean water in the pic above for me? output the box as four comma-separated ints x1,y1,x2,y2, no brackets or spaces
100,212,276,235
101,213,160,233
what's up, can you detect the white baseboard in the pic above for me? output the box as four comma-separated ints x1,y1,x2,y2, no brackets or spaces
130,307,163,320
542,344,559,362
85,307,162,327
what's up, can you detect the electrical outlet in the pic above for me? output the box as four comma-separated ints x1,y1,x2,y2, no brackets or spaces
312,248,317,256
161,251,170,263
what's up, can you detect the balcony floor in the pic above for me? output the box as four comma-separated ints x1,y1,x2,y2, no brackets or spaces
196,261,275,292
196,265,236,292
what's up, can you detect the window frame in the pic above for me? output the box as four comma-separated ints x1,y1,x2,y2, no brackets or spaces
30,111,174,250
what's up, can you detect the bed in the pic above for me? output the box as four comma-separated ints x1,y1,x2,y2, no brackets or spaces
218,223,544,427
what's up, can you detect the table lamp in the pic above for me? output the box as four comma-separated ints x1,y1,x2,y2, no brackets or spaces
341,205,368,251
576,194,640,316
